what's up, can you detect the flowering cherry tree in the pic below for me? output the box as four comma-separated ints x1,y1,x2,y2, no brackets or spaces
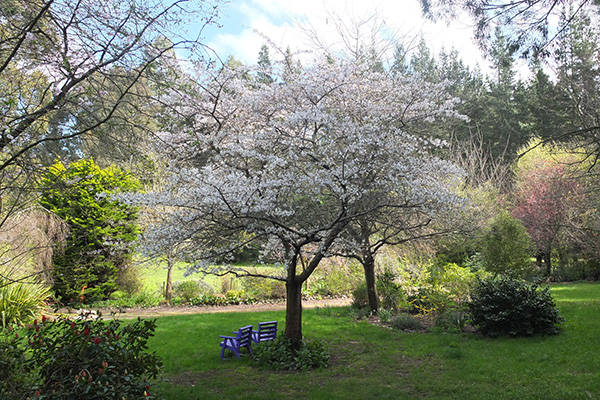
512,140,587,275
128,53,464,343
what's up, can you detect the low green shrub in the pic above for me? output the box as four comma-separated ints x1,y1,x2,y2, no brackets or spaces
308,261,362,297
390,313,422,331
0,278,50,328
378,308,394,323
468,276,564,337
376,269,405,312
189,293,227,306
407,285,451,315
351,283,370,311
0,315,162,399
173,280,214,303
91,289,163,308
252,336,330,371
241,277,285,300
434,309,470,333
116,264,144,296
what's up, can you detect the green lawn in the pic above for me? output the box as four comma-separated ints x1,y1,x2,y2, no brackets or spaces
140,262,280,293
148,282,600,399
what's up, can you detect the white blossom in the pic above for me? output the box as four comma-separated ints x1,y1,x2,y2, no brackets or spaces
122,53,467,280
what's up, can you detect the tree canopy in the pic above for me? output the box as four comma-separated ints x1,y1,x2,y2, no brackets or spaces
126,51,466,342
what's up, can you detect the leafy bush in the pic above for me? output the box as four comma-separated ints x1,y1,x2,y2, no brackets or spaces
0,279,50,328
378,308,394,323
479,211,535,278
40,159,141,303
173,280,214,303
308,261,362,297
252,336,330,371
351,283,370,311
376,269,405,312
116,264,144,296
435,263,477,304
0,315,162,399
224,290,253,304
241,276,285,300
468,276,564,337
390,313,422,331
407,285,451,315
434,309,470,333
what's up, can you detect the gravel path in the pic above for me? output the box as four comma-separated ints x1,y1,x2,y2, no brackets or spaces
57,297,351,319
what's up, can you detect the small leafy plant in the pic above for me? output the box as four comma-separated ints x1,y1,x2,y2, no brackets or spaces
0,314,162,399
468,276,564,337
0,278,50,328
252,336,330,371
390,313,422,331
434,309,470,333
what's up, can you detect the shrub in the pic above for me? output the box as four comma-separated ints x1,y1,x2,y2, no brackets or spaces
93,289,163,308
436,262,477,304
252,336,330,371
351,283,370,311
308,260,362,297
390,313,422,331
378,308,394,323
0,315,162,399
173,280,214,303
224,290,255,304
434,309,470,333
0,279,50,328
468,276,564,337
39,159,141,303
241,276,285,300
116,264,144,296
407,285,451,315
479,211,535,278
376,269,405,312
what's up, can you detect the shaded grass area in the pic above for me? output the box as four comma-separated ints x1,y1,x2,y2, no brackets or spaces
149,283,600,399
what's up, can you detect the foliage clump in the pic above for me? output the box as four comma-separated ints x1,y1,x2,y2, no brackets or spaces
468,276,564,337
479,211,534,277
0,277,49,328
40,159,141,303
390,313,423,331
252,336,330,371
172,280,214,303
0,315,162,399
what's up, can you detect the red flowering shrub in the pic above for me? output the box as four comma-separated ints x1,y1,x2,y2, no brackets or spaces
0,314,162,399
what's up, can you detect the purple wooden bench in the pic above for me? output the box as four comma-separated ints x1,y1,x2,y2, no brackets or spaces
251,321,277,344
219,325,253,359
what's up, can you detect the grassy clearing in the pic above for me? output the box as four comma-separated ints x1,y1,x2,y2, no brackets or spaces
139,262,282,294
148,282,600,399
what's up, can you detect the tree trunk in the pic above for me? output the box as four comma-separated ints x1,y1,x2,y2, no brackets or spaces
165,257,174,302
363,253,379,313
544,250,552,277
536,252,543,269
284,278,303,346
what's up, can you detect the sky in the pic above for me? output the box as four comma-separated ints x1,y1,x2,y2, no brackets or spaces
197,0,492,73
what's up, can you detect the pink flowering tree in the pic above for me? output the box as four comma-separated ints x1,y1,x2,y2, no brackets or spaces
512,140,586,275
126,52,464,343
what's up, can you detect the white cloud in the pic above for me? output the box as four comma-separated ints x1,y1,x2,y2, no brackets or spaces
203,0,491,72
